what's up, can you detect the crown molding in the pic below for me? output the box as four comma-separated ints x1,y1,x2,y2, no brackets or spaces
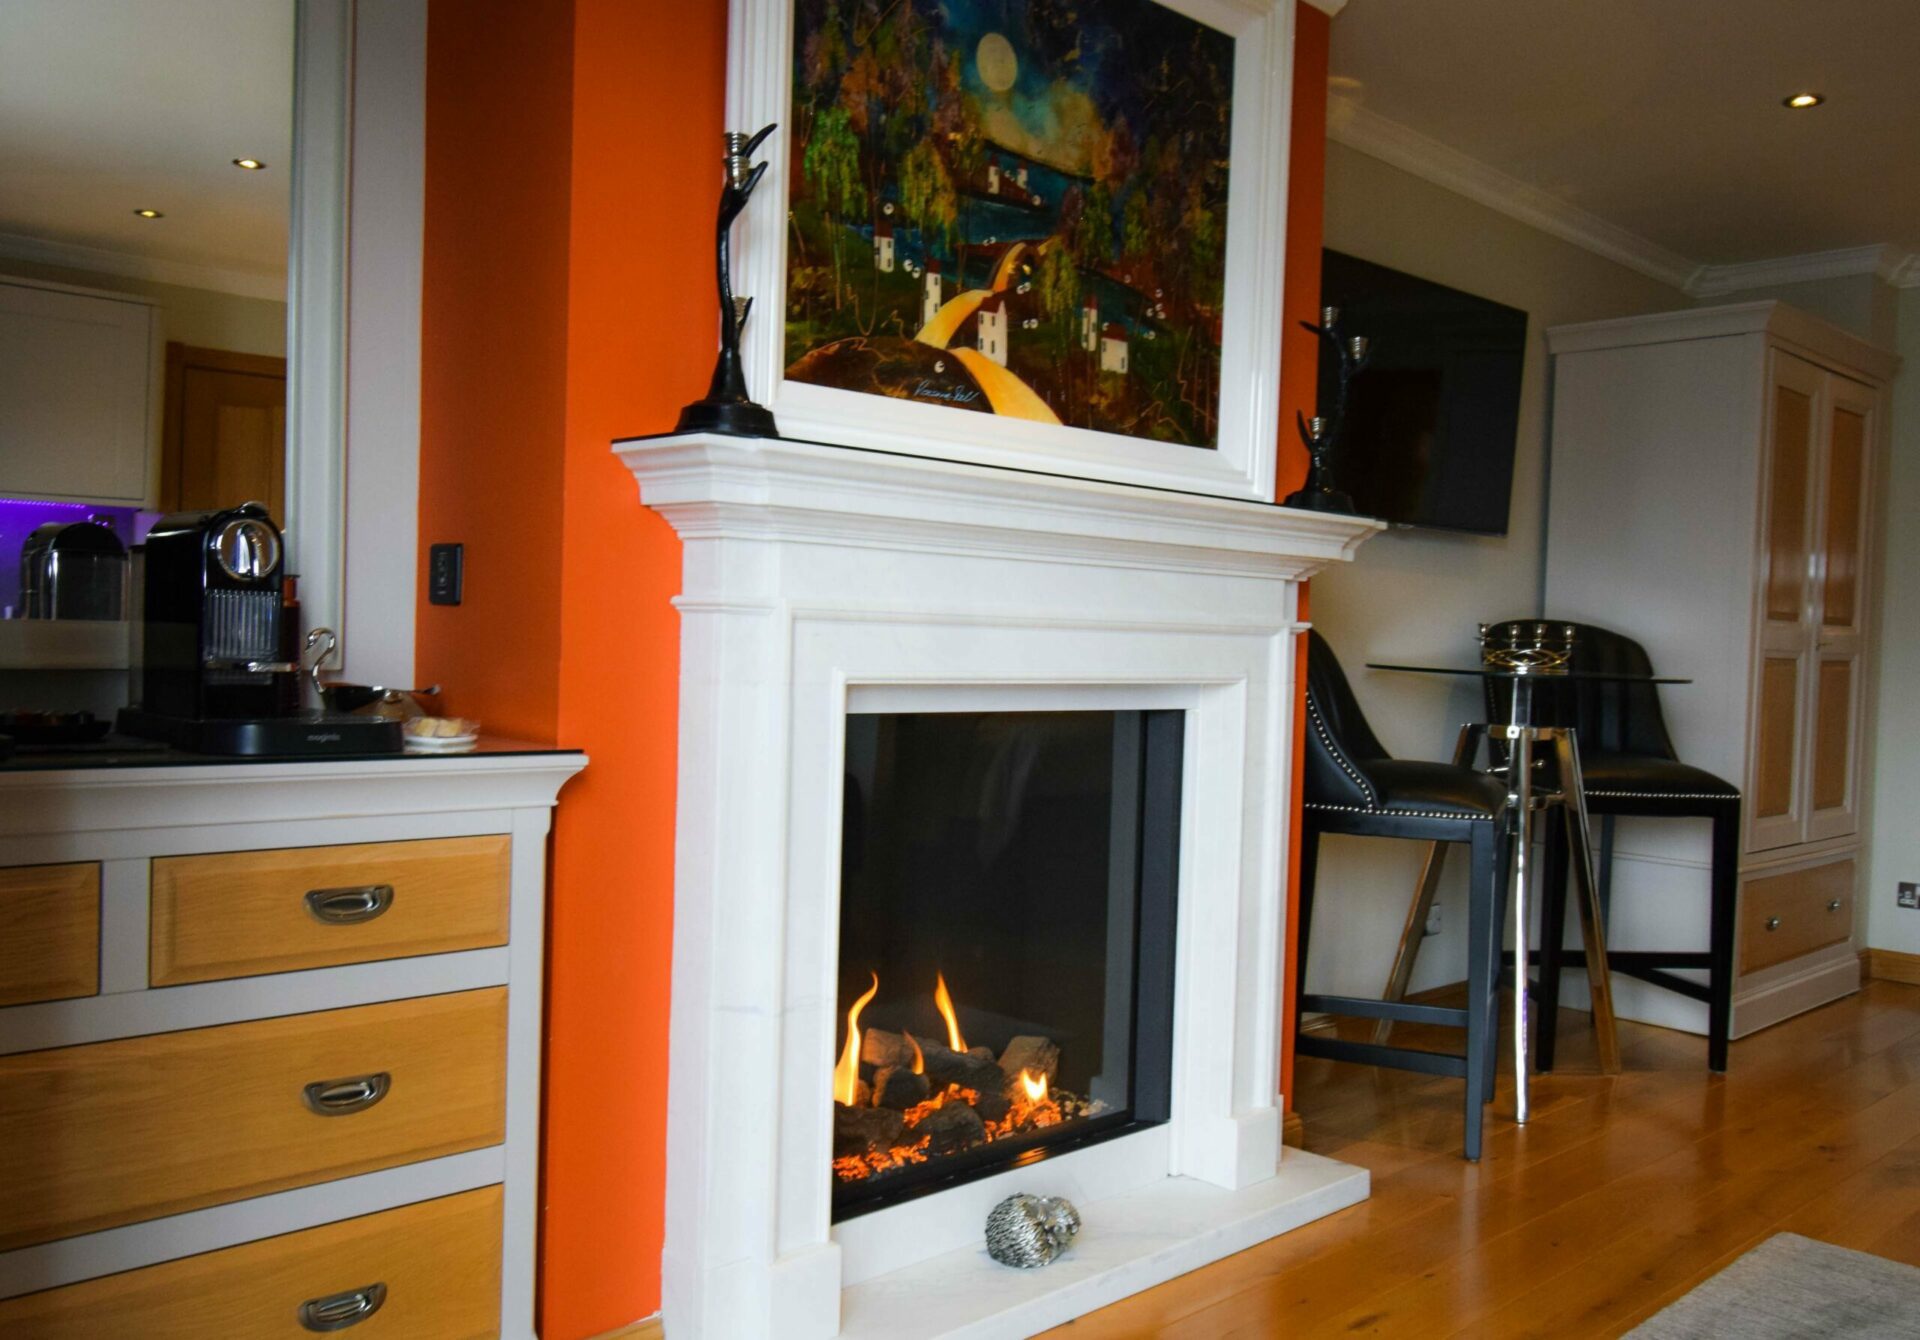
1686,244,1915,298
1327,97,1699,291
0,230,285,302
1328,95,1920,301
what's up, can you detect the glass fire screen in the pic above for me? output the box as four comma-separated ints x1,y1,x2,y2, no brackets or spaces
832,709,1181,1219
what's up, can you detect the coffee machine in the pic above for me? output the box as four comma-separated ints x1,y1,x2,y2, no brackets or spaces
118,503,400,755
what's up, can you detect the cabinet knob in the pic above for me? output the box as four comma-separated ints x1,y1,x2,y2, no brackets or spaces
1827,899,1843,912
304,884,394,924
299,1282,387,1331
302,1072,391,1116
1765,916,1782,931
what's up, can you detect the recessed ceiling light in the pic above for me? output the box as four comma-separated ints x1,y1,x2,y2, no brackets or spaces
231,157,266,170
1783,92,1825,109
133,208,164,219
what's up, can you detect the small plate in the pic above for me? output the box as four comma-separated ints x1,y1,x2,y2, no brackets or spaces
403,734,478,754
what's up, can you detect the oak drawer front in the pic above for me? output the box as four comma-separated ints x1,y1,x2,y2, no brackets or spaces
0,863,99,1007
151,835,511,986
0,988,506,1252
0,1185,502,1339
1740,858,1855,974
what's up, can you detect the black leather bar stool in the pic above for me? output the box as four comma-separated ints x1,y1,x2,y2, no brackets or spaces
1295,631,1511,1160
1481,619,1741,1072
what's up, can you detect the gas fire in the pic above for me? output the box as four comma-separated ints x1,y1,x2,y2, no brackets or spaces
1019,1068,1048,1103
834,972,879,1106
933,971,967,1052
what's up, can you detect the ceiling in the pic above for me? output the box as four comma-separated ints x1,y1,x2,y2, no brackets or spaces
0,0,293,295
1328,0,1920,273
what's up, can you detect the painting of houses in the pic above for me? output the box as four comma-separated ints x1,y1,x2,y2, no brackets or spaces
783,0,1234,449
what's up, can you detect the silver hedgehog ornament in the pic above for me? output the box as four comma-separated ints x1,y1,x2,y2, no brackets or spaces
984,1193,1081,1268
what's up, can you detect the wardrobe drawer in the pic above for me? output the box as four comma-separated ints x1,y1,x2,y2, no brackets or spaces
0,863,98,1007
0,988,505,1252
1740,858,1855,974
151,835,511,985
0,1185,502,1339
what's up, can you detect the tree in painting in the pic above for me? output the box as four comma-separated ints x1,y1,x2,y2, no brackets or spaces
785,0,1234,448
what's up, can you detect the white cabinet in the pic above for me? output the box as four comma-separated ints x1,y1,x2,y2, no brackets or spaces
0,278,159,504
1544,301,1897,1038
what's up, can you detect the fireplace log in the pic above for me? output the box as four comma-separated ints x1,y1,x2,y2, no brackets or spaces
970,1087,1013,1124
998,1036,1061,1089
871,1065,930,1110
862,1028,915,1071
918,1102,986,1154
919,1040,1005,1096
833,1102,905,1157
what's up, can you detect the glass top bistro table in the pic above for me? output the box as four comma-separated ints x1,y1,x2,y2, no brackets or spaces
1365,661,1692,1125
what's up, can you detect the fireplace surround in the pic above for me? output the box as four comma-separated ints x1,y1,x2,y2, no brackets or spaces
618,431,1378,1339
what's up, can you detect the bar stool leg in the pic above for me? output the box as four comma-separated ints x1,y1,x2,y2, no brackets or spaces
1551,727,1621,1074
1707,805,1739,1073
1535,812,1571,1072
1374,724,1485,1044
1463,819,1498,1161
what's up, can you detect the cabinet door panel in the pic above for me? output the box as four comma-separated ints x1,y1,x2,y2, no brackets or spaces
1821,402,1866,630
1806,376,1875,842
1763,378,1814,623
1753,655,1802,829
0,283,155,502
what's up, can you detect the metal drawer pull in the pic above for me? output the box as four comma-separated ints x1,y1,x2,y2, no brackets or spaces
1765,917,1782,931
302,1072,391,1116
304,884,394,924
1828,899,1843,912
299,1282,387,1331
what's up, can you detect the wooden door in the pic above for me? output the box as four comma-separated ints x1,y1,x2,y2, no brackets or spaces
1805,375,1874,842
1748,351,1821,852
160,344,288,520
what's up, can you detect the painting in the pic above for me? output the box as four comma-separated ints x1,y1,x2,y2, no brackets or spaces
726,0,1293,500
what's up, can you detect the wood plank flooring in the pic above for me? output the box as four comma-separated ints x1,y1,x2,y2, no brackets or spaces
1043,979,1920,1338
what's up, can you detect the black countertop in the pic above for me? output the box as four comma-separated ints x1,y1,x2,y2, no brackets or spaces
0,734,582,772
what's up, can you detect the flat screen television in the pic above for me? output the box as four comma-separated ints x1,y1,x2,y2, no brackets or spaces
1318,250,1527,535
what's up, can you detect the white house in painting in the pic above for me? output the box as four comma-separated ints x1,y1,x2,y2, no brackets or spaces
986,161,1001,194
874,219,895,272
921,260,942,330
1080,297,1100,353
977,293,1008,366
1100,321,1129,374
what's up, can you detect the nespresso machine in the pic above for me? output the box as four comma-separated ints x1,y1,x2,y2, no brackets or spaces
117,503,400,755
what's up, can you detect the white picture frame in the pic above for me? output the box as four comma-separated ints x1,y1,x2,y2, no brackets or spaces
724,0,1295,502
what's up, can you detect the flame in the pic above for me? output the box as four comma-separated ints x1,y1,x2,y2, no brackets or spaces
904,1030,924,1075
835,972,880,1106
1019,1068,1048,1103
933,971,968,1052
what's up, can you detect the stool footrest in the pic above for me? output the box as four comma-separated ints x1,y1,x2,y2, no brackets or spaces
1299,1034,1470,1079
1302,993,1470,1028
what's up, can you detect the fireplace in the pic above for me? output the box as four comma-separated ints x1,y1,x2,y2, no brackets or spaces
618,431,1379,1339
832,709,1182,1217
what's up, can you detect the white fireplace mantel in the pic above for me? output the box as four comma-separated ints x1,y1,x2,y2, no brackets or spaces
616,431,1379,1340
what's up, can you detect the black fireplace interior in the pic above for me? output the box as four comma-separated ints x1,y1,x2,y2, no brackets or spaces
833,708,1182,1220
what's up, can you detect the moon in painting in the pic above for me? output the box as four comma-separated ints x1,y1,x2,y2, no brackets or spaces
976,31,1017,92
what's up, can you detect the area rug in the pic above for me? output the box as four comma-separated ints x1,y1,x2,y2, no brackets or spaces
1626,1232,1920,1338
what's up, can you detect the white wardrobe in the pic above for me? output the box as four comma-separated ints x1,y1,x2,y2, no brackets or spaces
1544,301,1898,1037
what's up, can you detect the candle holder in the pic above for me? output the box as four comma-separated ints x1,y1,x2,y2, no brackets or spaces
1282,305,1371,514
677,124,780,437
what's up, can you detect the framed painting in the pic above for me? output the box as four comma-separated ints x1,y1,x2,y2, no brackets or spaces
726,0,1295,501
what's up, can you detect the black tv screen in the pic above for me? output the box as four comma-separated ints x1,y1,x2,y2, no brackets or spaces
1318,250,1527,535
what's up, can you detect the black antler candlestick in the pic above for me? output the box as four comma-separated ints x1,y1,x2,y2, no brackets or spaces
676,123,779,436
1282,305,1372,513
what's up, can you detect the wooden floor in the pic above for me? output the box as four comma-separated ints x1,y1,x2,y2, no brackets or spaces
1044,978,1920,1338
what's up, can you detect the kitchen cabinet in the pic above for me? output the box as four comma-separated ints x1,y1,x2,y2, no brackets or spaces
0,278,159,504
1544,300,1897,1038
0,747,584,1338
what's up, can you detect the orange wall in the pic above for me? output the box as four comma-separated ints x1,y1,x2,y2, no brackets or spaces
415,0,576,742
541,1,725,1335
1278,1,1330,1111
417,3,1328,1332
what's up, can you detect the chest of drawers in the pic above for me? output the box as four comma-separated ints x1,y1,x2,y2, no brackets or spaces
0,747,584,1339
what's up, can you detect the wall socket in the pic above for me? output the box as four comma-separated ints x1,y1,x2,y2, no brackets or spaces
1899,882,1919,911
